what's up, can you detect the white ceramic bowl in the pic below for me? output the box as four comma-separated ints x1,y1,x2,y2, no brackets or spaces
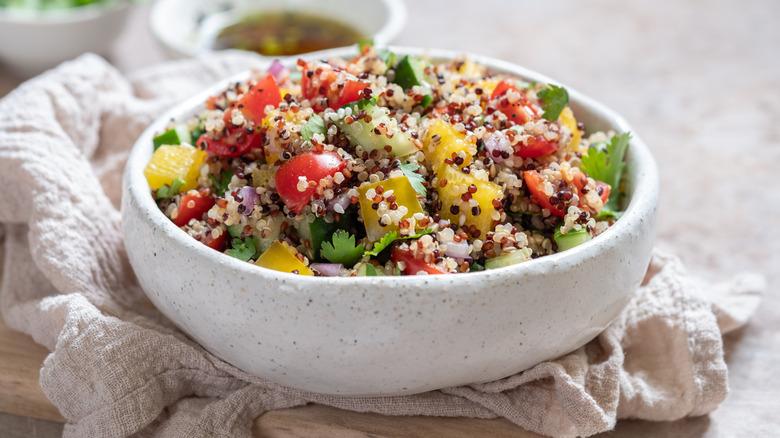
122,47,659,396
150,0,407,59
0,1,132,77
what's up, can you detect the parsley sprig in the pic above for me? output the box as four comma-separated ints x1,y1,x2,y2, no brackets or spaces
301,114,326,143
363,229,434,257
538,85,569,121
226,236,258,262
321,230,365,267
398,163,427,196
210,169,234,195
581,132,631,217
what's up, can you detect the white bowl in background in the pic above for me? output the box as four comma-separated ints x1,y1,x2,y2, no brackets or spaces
0,1,132,77
122,47,659,396
150,0,407,59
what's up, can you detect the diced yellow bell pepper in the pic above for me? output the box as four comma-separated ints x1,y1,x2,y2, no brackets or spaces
144,144,207,192
358,176,424,242
436,165,503,239
254,240,313,275
474,78,499,97
559,106,582,153
423,119,475,174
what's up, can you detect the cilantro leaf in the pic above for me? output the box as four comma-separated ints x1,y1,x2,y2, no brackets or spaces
301,113,326,142
363,228,434,257
538,84,569,121
155,178,185,200
210,169,234,195
321,230,365,267
226,236,258,262
580,132,631,213
398,163,427,196
363,231,398,257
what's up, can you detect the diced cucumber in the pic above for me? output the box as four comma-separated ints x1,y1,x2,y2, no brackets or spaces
153,124,191,150
394,55,431,90
337,100,420,157
393,55,433,108
484,247,532,269
356,262,379,276
256,216,284,254
227,223,244,238
554,226,591,251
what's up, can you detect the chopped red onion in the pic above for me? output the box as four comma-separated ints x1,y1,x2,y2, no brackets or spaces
311,263,343,277
444,239,470,259
238,186,258,215
267,59,287,81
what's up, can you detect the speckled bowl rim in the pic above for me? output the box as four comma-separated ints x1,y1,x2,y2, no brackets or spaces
124,46,659,288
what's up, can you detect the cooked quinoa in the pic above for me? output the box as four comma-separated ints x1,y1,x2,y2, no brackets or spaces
143,45,630,276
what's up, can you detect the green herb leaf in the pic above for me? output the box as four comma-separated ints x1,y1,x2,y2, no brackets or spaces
226,236,258,262
364,263,377,276
363,231,399,257
155,178,185,200
580,132,631,212
301,113,326,142
363,228,434,257
321,230,365,267
469,262,485,272
210,169,234,195
398,163,427,196
538,84,569,121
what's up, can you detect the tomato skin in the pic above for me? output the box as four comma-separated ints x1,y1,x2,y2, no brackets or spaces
274,151,346,213
514,135,558,159
491,79,539,124
235,73,282,124
205,230,227,251
334,80,368,108
175,192,216,227
300,62,365,110
391,246,446,275
571,171,611,206
197,130,263,158
523,170,565,217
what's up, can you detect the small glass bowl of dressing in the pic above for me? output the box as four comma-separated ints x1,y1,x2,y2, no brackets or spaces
151,0,407,59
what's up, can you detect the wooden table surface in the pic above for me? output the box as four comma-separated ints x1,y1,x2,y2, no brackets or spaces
2,1,779,437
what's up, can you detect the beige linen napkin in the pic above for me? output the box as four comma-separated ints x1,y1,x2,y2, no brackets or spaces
0,53,765,438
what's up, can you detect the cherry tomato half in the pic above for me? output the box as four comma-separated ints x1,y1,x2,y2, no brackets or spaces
274,151,346,213
175,192,215,227
514,135,558,159
523,169,565,217
491,79,539,125
391,246,446,275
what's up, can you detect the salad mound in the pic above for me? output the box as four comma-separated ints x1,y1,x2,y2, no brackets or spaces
144,45,630,276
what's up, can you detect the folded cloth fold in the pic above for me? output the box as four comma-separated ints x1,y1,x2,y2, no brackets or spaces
0,54,765,438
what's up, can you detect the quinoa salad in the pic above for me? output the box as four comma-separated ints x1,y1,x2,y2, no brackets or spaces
143,45,631,276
